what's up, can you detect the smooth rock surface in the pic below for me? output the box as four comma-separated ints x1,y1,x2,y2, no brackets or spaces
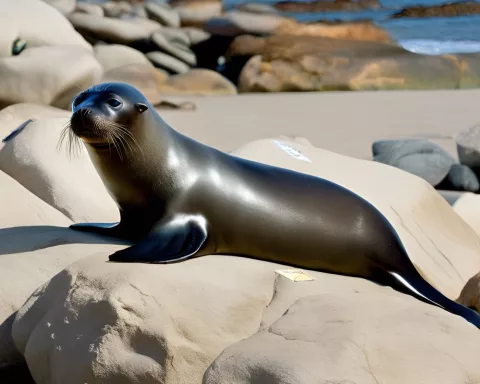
457,271,480,311
0,118,119,223
232,35,478,92
0,169,125,368
171,0,222,27
94,43,153,73
204,10,297,36
158,69,237,95
151,31,197,66
147,51,190,74
182,26,211,44
101,1,133,18
68,13,161,45
372,139,456,186
456,124,480,168
0,46,102,110
42,0,76,15
145,2,181,28
275,20,392,43
436,163,480,192
451,192,480,238
0,0,91,57
0,103,70,150
74,2,105,17
205,292,480,384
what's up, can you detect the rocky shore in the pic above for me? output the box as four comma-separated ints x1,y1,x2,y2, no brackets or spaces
3,0,480,383
4,0,480,112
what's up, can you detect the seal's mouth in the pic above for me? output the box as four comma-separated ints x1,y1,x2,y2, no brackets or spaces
89,142,112,150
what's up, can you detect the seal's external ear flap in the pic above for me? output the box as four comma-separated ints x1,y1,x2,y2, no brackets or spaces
135,103,148,114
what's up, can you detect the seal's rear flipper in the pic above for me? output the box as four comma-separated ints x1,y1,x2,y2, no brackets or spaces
109,216,207,264
385,269,480,329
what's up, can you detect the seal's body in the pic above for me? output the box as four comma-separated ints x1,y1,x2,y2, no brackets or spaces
66,82,480,329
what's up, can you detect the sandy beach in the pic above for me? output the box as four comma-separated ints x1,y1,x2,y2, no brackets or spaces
162,88,480,158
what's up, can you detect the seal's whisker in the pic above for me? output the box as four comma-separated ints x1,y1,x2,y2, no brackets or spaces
57,122,83,159
113,130,132,157
114,128,136,156
111,130,127,161
115,125,144,157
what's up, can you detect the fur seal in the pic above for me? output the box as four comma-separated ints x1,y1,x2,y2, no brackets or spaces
64,82,480,329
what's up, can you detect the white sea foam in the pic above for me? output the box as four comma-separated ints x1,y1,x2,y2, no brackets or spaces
399,39,480,55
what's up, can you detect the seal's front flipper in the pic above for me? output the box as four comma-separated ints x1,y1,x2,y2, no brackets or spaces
108,217,207,263
70,222,122,238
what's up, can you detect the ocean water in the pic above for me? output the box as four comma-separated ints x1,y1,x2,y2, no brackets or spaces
224,0,480,55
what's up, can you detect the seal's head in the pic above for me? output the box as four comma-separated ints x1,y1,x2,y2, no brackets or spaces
61,82,149,157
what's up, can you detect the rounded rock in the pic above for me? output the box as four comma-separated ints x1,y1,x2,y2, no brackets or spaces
437,164,480,192
158,68,237,95
145,2,181,28
151,31,197,66
146,51,190,74
94,44,153,73
372,139,456,186
68,12,161,45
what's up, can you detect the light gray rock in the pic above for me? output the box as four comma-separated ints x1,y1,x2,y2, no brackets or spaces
372,139,456,186
68,12,161,45
147,51,191,74
94,43,153,73
182,26,211,45
151,31,197,66
438,164,480,192
41,0,76,15
161,27,192,46
0,0,91,57
0,46,102,110
456,124,480,168
204,10,292,36
145,2,181,27
74,2,104,17
101,1,133,18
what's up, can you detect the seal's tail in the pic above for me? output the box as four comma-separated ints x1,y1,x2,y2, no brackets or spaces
385,265,480,329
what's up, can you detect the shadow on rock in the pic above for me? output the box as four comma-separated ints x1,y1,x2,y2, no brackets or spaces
0,226,130,256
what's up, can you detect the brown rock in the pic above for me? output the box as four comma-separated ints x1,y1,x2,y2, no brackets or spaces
392,1,480,18
102,63,169,104
275,20,392,43
457,271,480,312
158,69,237,95
275,0,380,13
170,0,223,27
231,35,479,92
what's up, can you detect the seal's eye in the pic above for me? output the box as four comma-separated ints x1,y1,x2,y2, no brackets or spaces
107,98,121,108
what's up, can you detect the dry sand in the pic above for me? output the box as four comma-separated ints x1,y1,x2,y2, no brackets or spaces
160,88,480,159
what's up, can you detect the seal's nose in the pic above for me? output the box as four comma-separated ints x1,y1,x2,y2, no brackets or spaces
70,108,94,137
